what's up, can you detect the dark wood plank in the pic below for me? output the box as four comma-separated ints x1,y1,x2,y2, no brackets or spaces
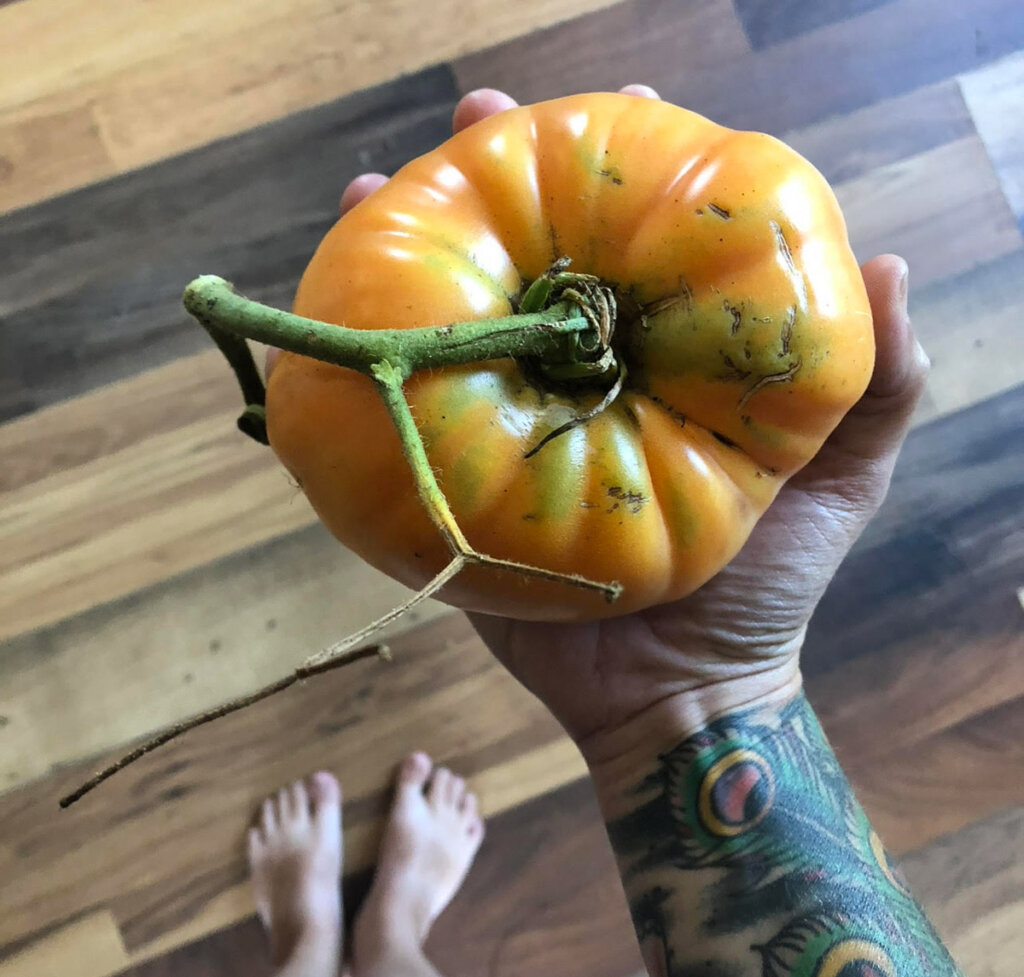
803,381,1024,681
0,67,458,423
454,0,1024,136
733,0,894,50
900,804,1024,975
116,778,640,977
842,694,1024,854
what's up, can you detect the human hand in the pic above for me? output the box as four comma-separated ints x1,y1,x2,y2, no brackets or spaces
275,87,929,769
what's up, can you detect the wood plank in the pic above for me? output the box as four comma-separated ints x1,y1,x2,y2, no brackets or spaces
910,249,1024,423
836,134,1021,287
0,614,576,960
0,66,458,422
901,804,1024,977
454,0,1024,136
2,271,1021,788
804,382,1024,680
0,350,239,495
733,0,893,50
0,911,128,977
0,0,620,214
843,695,1024,855
783,78,975,187
0,518,449,791
960,50,1024,231
119,777,640,977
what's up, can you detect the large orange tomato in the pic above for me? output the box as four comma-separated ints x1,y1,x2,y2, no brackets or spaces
266,93,873,621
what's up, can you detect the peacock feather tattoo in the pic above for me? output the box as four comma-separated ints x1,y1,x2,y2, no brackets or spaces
606,695,964,977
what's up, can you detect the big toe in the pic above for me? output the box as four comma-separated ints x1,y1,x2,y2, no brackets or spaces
397,752,432,793
308,771,342,835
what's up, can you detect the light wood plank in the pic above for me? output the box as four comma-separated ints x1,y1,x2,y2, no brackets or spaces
783,78,974,185
0,911,128,977
0,615,575,958
0,517,449,790
909,249,1024,423
960,50,1024,227
836,134,1022,287
0,0,621,214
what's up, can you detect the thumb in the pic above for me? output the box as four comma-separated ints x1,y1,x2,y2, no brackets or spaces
791,255,929,509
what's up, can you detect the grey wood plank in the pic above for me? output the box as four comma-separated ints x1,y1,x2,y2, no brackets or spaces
733,0,894,50
454,0,1024,137
0,67,459,422
804,379,1024,679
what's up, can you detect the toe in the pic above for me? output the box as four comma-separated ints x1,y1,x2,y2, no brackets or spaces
275,788,291,826
428,767,452,807
308,771,342,836
247,826,262,862
287,780,309,825
448,775,465,807
459,790,478,818
398,752,432,794
260,797,277,836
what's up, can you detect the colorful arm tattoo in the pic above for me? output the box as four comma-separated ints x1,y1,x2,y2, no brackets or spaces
603,694,963,977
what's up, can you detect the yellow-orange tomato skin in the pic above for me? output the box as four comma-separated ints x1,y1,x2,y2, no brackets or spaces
266,94,873,621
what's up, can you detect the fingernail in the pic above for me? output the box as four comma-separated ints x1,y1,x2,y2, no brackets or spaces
898,261,910,307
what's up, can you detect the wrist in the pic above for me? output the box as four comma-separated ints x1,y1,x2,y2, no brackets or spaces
579,662,803,809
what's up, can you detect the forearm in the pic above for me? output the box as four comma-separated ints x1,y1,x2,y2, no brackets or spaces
588,691,963,977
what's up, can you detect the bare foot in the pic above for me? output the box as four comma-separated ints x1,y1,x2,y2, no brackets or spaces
354,753,484,963
248,772,343,975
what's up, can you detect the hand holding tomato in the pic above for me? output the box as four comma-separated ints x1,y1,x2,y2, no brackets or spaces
303,87,927,769
264,87,926,774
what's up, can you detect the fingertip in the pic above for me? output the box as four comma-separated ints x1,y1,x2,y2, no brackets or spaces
860,254,926,400
265,345,280,381
619,83,660,99
453,89,518,133
340,173,388,215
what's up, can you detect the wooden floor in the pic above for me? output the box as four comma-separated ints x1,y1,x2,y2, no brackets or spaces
1,0,1022,975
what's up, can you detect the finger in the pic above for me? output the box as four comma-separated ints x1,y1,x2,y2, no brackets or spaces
827,255,928,461
619,84,660,99
452,88,518,133
791,255,928,512
340,172,388,215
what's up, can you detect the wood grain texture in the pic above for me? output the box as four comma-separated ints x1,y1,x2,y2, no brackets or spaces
0,911,127,977
804,382,1024,683
733,0,893,50
3,75,1015,429
3,382,1020,973
0,0,620,214
902,804,1024,977
961,50,1024,230
834,134,1021,285
117,777,638,977
454,0,1024,135
784,78,975,187
907,248,1024,424
0,516,449,790
0,614,579,963
0,66,458,422
843,696,1024,855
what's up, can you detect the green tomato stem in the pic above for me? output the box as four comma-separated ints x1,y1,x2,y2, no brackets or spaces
183,274,598,444
180,272,621,613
